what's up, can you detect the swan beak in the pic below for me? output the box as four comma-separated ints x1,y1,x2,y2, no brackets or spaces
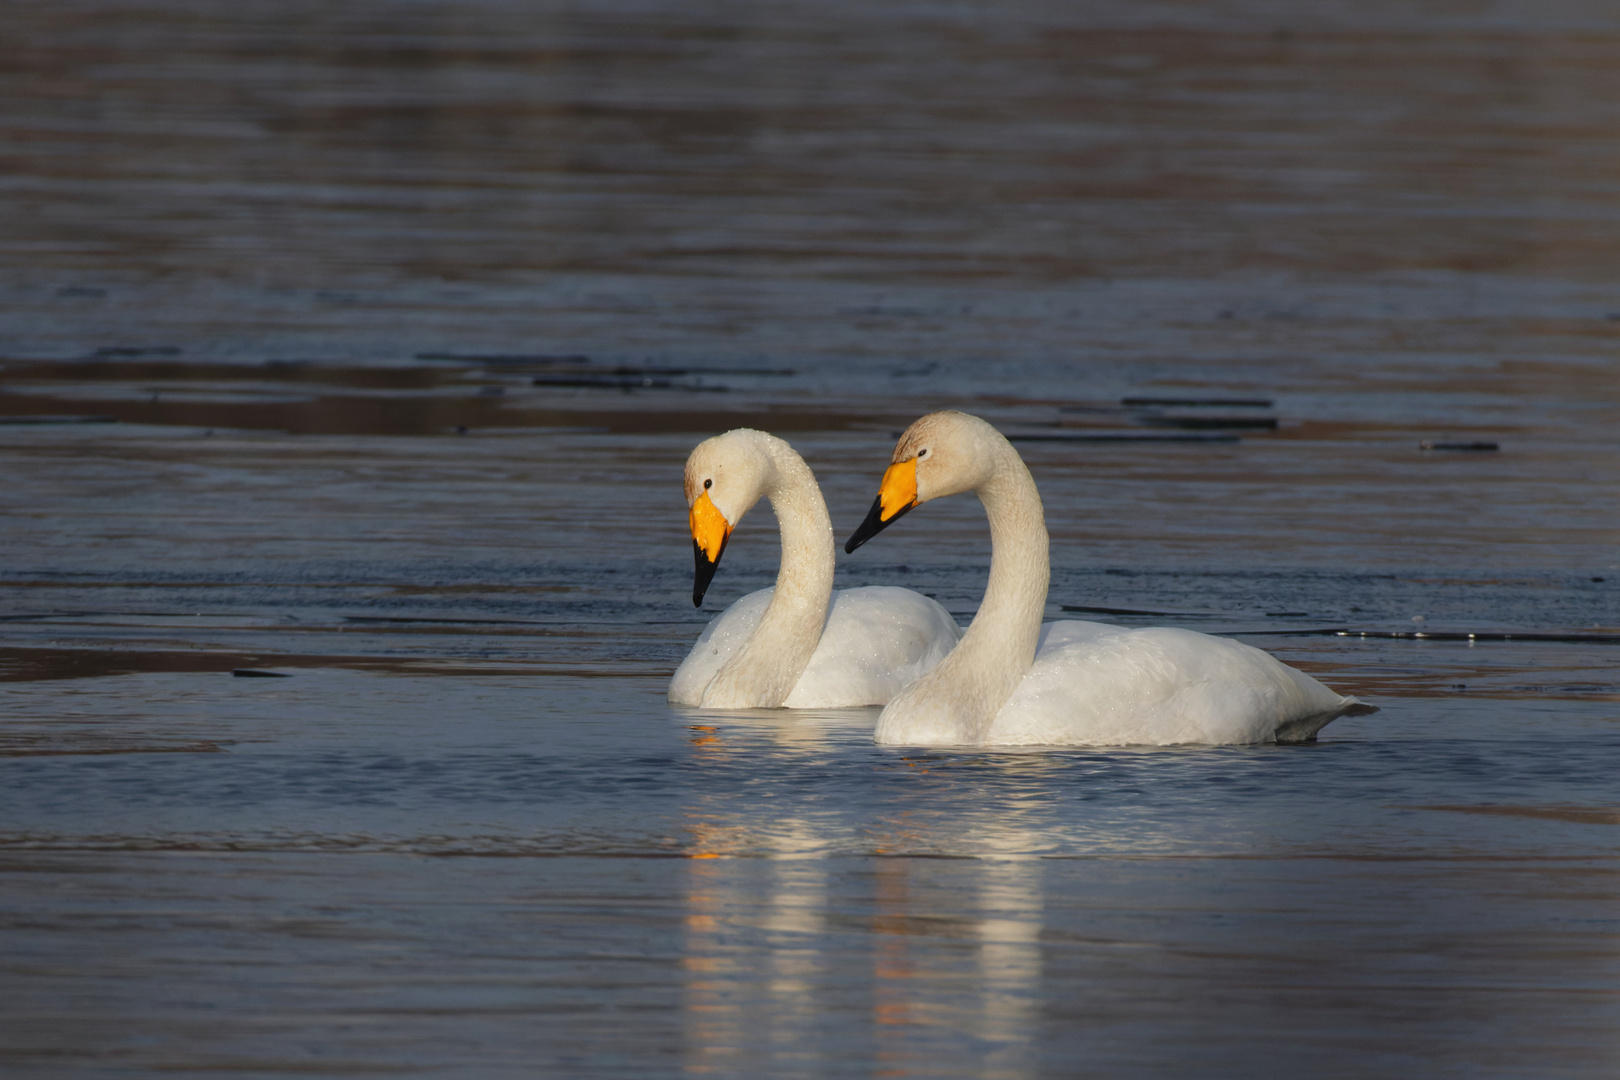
689,491,733,606
844,458,918,553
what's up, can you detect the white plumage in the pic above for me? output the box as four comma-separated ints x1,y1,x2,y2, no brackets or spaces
991,621,1366,745
669,429,961,709
669,585,961,708
845,411,1373,746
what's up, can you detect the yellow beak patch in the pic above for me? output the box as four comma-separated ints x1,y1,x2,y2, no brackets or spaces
878,458,919,521
689,491,732,562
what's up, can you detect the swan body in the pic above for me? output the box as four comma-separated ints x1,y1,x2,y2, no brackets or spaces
669,429,961,709
669,585,961,708
843,411,1374,747
994,621,1365,746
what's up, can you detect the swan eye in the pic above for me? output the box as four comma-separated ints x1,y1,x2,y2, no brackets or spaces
703,479,712,489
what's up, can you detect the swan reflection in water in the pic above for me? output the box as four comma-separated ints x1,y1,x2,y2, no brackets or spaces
674,706,1051,1078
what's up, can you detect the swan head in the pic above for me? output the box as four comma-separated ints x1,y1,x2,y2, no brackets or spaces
845,411,998,553
683,429,774,606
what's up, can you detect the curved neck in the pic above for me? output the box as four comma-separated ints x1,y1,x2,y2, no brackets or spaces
700,436,835,707
968,454,1050,679
876,434,1047,742
762,439,836,616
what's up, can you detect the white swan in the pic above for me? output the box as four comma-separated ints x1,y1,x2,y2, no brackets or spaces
843,411,1375,746
669,429,961,709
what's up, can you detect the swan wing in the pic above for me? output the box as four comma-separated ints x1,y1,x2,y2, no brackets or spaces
667,587,776,704
784,586,963,708
989,621,1367,746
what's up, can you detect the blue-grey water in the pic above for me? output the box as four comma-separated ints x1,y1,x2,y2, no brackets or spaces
2,1,1619,1076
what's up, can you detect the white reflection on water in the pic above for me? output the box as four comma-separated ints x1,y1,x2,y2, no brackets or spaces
679,709,842,1074
675,706,1056,1079
680,829,833,1075
975,856,1043,1079
865,851,1042,1079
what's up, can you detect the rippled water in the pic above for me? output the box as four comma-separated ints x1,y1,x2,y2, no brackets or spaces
3,1,1619,1076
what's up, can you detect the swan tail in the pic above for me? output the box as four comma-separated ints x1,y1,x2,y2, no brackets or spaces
1275,695,1379,744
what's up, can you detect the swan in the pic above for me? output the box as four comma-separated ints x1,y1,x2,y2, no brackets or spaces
669,428,961,709
843,411,1375,746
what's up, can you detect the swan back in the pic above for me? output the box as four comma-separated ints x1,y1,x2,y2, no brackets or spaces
785,586,963,708
671,584,964,709
993,622,1357,745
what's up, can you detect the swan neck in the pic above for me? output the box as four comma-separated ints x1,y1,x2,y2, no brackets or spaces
976,462,1050,653
874,434,1046,742
762,442,835,608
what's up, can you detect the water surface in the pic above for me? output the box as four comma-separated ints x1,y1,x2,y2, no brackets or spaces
2,1,1618,1076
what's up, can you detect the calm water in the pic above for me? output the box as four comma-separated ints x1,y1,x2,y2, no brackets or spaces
2,1,1619,1076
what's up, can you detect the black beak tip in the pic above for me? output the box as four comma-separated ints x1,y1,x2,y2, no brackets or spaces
692,537,723,608
845,494,908,554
